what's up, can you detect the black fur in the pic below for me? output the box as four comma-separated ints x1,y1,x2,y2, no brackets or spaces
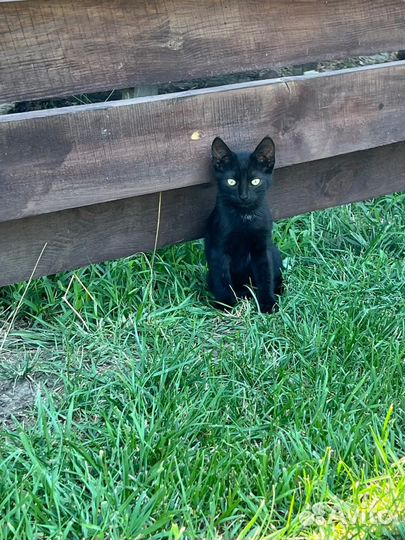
205,136,283,313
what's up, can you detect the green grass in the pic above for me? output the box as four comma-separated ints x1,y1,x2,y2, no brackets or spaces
1,194,405,540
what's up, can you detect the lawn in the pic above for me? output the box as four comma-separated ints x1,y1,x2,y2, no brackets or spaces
0,194,405,539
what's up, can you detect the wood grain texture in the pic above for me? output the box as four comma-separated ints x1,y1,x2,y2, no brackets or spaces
1,0,405,101
1,142,404,287
1,62,405,224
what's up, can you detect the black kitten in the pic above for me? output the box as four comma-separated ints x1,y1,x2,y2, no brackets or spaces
205,136,283,313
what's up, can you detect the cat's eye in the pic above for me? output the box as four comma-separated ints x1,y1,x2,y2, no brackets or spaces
226,178,237,186
251,178,261,186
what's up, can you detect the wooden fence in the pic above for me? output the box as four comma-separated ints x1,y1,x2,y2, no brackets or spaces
1,0,405,286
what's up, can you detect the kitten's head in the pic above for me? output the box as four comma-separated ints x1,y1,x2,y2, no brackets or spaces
211,136,275,209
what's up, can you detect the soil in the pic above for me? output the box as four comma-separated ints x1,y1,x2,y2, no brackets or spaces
0,376,37,428
0,325,52,429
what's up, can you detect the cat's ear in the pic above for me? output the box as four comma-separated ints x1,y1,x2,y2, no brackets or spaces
252,136,275,172
212,137,233,170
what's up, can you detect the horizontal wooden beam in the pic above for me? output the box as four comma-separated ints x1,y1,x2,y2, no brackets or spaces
1,62,404,224
1,0,404,102
1,142,404,287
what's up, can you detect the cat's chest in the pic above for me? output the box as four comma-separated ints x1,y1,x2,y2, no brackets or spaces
224,225,266,253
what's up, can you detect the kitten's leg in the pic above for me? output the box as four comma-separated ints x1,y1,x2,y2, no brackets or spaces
251,243,277,313
270,245,284,297
207,250,236,309
230,255,252,299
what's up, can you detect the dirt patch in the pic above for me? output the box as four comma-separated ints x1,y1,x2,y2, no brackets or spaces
0,325,57,429
0,377,38,428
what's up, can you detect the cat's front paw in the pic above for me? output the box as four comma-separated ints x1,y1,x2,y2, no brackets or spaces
259,299,278,314
213,295,236,311
234,286,252,300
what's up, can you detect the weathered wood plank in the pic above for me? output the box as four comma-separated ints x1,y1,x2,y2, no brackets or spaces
1,0,404,101
1,62,404,224
1,142,404,287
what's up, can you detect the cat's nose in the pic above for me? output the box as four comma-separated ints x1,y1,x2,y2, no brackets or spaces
239,193,248,200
